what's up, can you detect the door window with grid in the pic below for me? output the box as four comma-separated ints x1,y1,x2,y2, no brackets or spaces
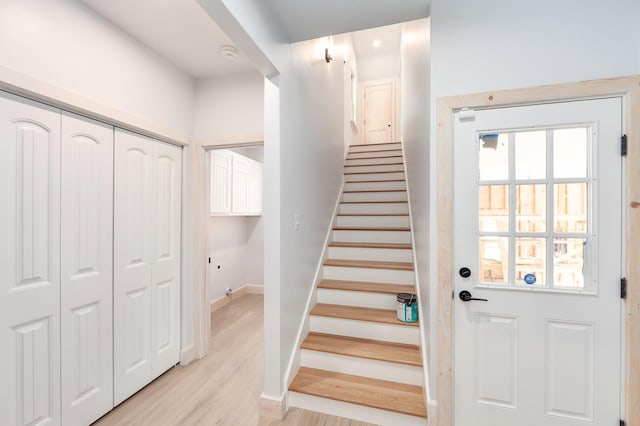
477,127,593,291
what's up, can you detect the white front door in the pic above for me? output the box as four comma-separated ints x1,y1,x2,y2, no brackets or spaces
364,82,394,144
453,98,623,425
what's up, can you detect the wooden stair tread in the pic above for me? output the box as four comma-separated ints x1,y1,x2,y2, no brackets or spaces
344,162,403,167
346,155,403,161
289,367,426,418
311,304,419,327
333,226,410,231
343,189,406,193
318,279,415,295
340,201,407,204
347,149,401,155
328,242,412,249
336,213,409,217
324,259,414,271
350,142,401,147
345,170,405,175
344,179,406,183
302,332,422,366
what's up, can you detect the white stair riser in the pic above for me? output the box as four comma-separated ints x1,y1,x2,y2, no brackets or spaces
300,350,424,386
345,164,404,174
309,316,419,345
339,202,409,215
333,229,411,244
345,156,403,166
289,392,427,426
349,143,401,153
317,289,397,309
328,245,413,262
323,266,415,285
343,191,407,203
347,149,402,159
344,180,406,191
345,172,405,182
336,215,410,228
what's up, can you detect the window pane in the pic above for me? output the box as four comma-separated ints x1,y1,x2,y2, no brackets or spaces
479,185,509,232
516,184,546,232
479,133,509,181
515,238,546,286
479,236,509,284
554,183,587,233
553,238,585,288
554,128,587,178
515,131,546,180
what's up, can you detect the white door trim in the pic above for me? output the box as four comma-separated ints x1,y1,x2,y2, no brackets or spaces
435,76,640,426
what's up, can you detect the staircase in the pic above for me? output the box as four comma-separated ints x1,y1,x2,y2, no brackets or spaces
288,142,427,425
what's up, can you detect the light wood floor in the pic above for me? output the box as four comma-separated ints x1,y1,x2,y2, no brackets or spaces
95,294,375,426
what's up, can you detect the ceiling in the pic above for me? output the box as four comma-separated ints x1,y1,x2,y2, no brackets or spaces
351,24,401,61
80,0,256,79
268,0,430,43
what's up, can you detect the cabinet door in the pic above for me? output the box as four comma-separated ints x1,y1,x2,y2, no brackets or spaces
0,92,61,425
60,112,113,425
210,150,232,214
232,154,250,213
150,142,181,376
113,129,153,405
248,161,262,214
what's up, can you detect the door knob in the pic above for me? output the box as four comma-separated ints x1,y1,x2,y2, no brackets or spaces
459,290,488,302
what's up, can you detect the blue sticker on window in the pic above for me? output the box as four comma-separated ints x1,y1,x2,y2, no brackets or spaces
524,274,536,285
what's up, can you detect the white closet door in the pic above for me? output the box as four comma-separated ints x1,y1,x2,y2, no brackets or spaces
232,154,250,213
113,129,153,405
151,141,181,376
0,92,61,425
60,112,113,425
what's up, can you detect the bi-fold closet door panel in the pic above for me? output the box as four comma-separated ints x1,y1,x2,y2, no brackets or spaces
113,129,181,405
60,112,114,426
0,92,62,426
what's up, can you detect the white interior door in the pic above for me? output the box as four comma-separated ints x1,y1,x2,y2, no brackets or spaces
114,129,153,405
60,112,113,425
0,92,61,425
453,98,623,425
150,141,181,376
364,82,394,144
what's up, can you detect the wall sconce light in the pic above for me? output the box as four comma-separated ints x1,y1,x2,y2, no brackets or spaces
325,47,333,63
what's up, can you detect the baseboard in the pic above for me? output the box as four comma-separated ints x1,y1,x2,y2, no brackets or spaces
210,285,249,313
179,344,196,366
247,284,264,294
259,392,287,420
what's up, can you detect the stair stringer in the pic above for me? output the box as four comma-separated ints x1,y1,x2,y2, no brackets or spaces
400,140,434,408
282,180,347,394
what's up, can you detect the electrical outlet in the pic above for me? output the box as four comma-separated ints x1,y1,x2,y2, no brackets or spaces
225,287,233,296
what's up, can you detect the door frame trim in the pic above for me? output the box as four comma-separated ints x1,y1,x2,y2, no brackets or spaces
435,75,640,426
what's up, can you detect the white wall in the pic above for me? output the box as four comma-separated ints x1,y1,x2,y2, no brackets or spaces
0,0,195,142
194,71,265,145
343,34,361,151
429,0,640,396
357,53,401,82
400,17,431,396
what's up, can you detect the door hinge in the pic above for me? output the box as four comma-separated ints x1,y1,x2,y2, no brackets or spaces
621,134,627,156
621,277,627,299
620,419,626,426
208,257,211,264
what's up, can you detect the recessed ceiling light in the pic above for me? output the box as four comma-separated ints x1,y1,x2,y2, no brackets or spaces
373,39,381,48
220,45,238,61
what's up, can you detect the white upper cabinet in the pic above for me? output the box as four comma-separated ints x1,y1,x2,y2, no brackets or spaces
210,150,262,216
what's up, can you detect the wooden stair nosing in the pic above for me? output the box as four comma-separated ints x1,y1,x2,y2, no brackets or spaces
301,332,422,366
343,189,407,193
344,179,406,183
289,367,427,418
318,279,415,295
310,303,419,327
328,242,412,249
340,201,408,204
344,170,406,175
349,142,401,148
336,213,410,217
333,226,411,231
324,259,414,271
344,162,404,167
346,155,403,161
347,148,402,156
